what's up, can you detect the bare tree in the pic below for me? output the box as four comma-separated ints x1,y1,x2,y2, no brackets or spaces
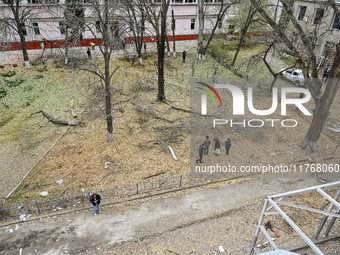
122,0,146,65
80,0,123,142
231,3,256,66
63,0,85,64
249,0,340,152
197,0,235,60
0,0,36,69
141,0,170,102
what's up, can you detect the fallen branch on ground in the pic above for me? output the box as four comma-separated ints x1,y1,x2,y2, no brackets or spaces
31,110,84,126
3,126,70,203
70,100,78,118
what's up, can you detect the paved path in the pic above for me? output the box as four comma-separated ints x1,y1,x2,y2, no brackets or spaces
0,176,325,254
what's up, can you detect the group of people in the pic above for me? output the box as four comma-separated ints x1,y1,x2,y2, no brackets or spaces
196,136,231,164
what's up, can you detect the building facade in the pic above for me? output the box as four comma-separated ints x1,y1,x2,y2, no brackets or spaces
0,0,238,51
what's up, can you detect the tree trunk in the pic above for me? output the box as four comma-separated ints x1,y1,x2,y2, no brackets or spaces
18,28,30,69
172,9,176,58
104,54,114,142
157,39,165,101
157,2,167,102
300,43,340,152
197,0,204,60
231,5,254,66
65,29,69,65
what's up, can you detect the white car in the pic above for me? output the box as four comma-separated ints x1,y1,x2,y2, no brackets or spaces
279,68,306,87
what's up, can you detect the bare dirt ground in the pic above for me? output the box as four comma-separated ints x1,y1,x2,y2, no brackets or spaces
2,176,338,255
1,45,340,254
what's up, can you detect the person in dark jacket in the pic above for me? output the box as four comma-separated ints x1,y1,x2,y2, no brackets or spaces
183,50,187,63
322,68,329,82
196,144,205,163
203,136,211,155
86,48,91,59
213,137,220,155
225,138,231,156
90,193,101,215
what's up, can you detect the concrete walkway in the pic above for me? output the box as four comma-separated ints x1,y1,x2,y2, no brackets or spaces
0,176,326,255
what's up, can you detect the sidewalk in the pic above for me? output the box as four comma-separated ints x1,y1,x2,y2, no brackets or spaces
0,176,324,255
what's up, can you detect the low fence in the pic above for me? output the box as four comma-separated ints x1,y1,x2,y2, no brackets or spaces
0,173,234,221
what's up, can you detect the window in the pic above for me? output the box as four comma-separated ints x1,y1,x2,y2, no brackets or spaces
172,0,183,3
312,9,324,25
3,0,13,4
20,23,27,36
59,22,66,35
95,21,101,33
218,20,222,29
297,6,307,21
227,24,235,35
27,0,43,4
110,21,119,38
138,19,145,32
185,0,196,3
32,22,40,35
191,18,195,30
332,14,340,30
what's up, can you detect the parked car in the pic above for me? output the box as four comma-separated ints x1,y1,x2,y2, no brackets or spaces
279,68,306,87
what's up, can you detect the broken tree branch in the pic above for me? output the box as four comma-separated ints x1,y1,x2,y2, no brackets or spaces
31,110,84,126
70,100,78,118
4,126,70,203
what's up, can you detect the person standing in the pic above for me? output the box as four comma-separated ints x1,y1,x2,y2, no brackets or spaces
182,50,187,63
213,137,220,155
90,193,101,215
122,40,126,50
196,144,205,163
87,48,91,59
225,138,231,157
322,68,328,81
203,136,211,155
144,43,146,53
324,69,330,83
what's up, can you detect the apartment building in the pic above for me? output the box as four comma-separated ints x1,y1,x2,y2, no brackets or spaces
0,0,237,51
293,0,340,64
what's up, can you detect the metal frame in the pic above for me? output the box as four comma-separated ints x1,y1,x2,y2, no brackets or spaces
249,181,340,255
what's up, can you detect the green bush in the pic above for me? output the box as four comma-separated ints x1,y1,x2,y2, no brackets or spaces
3,76,25,87
37,65,48,72
1,70,16,77
0,87,7,98
13,64,18,67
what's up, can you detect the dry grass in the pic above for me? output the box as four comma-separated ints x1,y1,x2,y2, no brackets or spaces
1,48,340,209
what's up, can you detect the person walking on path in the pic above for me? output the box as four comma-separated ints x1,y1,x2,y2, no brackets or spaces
213,137,220,155
196,144,205,163
324,69,330,83
87,48,91,59
225,138,231,157
90,193,101,215
203,136,211,155
182,50,187,63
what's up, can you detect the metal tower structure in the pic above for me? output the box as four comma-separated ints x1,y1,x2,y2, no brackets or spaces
249,181,340,254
